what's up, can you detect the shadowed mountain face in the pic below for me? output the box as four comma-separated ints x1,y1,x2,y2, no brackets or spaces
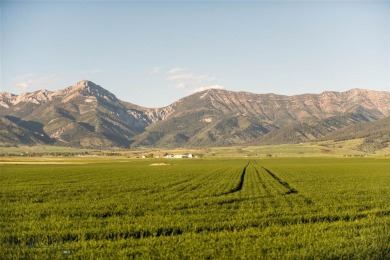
1,80,390,148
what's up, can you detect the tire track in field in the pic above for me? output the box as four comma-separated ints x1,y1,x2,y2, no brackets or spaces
262,167,298,195
252,166,279,209
254,167,273,195
260,165,314,205
248,162,298,208
220,161,250,195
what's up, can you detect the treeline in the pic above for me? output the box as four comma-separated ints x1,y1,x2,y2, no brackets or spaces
358,134,390,153
0,151,91,157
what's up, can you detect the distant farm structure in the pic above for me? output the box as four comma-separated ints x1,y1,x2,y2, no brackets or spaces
164,154,194,159
137,153,203,159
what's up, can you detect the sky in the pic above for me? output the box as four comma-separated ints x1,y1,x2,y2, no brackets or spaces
1,0,389,108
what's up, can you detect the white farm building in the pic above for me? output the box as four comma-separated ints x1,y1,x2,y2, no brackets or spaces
164,154,194,159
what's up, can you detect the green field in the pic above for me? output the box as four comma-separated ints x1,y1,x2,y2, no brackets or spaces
1,158,390,258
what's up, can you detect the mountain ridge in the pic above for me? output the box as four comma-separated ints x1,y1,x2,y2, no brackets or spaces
1,80,389,149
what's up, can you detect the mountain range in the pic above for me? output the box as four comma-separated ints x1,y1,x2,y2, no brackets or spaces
1,80,390,150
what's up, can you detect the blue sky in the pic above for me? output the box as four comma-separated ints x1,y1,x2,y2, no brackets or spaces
1,1,389,107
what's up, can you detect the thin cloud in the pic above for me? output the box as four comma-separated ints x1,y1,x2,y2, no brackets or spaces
192,84,225,93
15,82,29,90
176,82,187,88
168,74,195,80
14,74,58,90
168,73,216,82
168,67,187,74
166,66,225,93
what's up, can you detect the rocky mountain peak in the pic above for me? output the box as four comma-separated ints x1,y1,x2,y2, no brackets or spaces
55,80,118,103
68,80,101,93
76,79,90,88
73,80,101,91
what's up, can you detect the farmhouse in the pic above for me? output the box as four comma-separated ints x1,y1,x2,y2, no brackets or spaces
164,154,194,159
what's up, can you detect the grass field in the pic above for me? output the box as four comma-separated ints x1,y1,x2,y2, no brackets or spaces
1,157,390,258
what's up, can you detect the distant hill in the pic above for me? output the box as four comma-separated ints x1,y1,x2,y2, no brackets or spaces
320,116,390,152
1,80,390,149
